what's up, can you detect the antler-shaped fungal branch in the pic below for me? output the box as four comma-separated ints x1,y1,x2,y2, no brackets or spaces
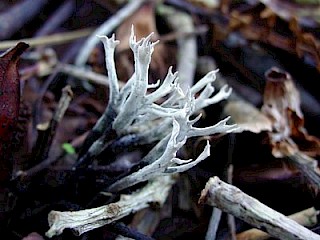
59,26,240,238
108,111,238,192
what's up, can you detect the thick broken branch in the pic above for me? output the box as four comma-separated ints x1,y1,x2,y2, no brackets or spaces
237,207,318,240
199,176,320,240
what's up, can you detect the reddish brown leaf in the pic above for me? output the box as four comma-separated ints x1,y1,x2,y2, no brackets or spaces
261,67,320,158
0,42,29,181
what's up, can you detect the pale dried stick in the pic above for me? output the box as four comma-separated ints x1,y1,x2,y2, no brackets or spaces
59,63,125,88
205,208,222,240
158,4,197,91
199,176,320,240
74,0,148,66
237,207,318,240
45,175,176,238
0,28,93,50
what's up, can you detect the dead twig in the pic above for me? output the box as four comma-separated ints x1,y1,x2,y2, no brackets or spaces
34,0,75,37
15,86,73,178
205,135,237,240
0,0,50,39
59,63,125,88
0,28,93,50
110,222,155,240
32,39,83,130
205,208,222,240
289,152,320,197
199,176,320,240
237,207,319,240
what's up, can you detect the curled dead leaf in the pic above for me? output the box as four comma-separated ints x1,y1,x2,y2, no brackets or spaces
261,67,320,157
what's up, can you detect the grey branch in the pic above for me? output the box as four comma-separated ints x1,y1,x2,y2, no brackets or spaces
237,207,318,240
199,176,320,240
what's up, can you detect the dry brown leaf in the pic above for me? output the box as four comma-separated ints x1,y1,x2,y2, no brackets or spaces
289,18,320,71
115,2,168,81
212,1,320,72
224,100,272,133
259,0,320,28
261,67,320,158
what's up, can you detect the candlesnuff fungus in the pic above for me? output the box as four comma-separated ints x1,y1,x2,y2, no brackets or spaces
46,26,239,237
76,26,236,167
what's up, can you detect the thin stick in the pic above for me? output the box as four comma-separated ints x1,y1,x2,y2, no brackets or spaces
34,0,75,37
32,39,82,129
199,176,320,240
15,86,73,178
115,25,208,56
59,63,125,87
289,152,320,196
110,222,155,240
0,28,93,50
0,0,49,39
205,208,222,240
74,0,148,66
226,135,237,240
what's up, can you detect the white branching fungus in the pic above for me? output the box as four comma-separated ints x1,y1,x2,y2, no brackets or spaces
87,25,238,191
46,26,239,237
95,25,237,192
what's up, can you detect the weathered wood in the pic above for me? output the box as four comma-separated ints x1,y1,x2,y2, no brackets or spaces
46,175,176,238
237,207,318,240
199,176,320,240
